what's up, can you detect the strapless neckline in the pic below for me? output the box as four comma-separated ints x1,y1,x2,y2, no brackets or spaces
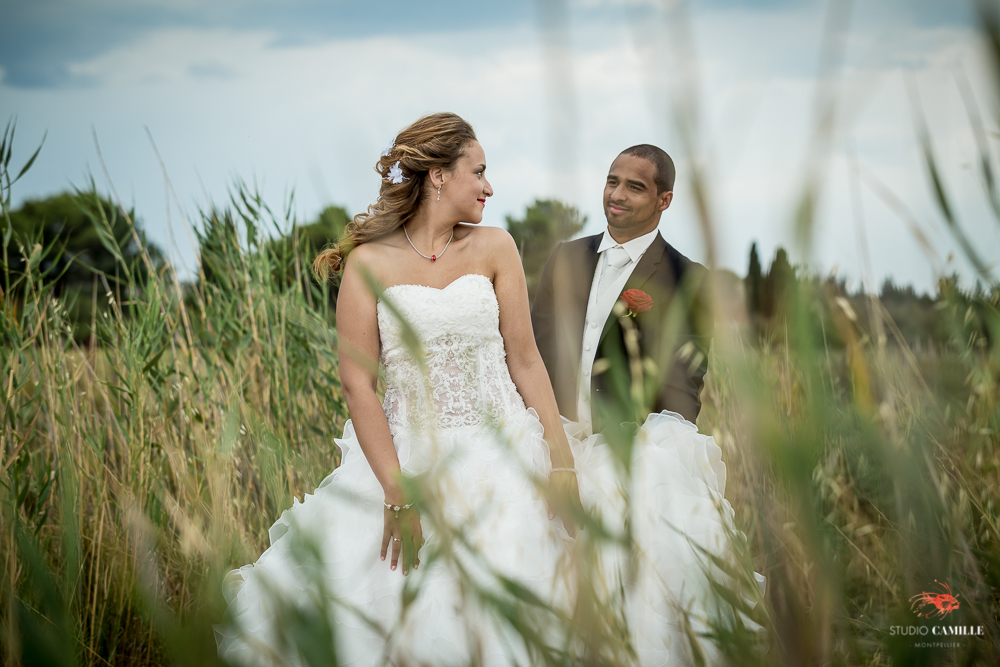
381,273,493,297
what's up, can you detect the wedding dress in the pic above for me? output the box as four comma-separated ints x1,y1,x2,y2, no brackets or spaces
215,273,764,666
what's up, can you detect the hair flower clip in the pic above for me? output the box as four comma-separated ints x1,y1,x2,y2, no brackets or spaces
381,140,395,157
386,161,409,185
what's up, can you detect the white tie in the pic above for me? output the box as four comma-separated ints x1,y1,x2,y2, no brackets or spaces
599,245,631,298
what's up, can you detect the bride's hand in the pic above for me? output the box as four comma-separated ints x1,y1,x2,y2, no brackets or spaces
381,504,423,575
547,470,582,538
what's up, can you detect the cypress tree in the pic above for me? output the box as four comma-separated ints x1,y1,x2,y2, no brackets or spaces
746,241,762,317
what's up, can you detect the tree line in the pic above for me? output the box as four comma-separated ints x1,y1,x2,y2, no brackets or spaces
2,188,987,353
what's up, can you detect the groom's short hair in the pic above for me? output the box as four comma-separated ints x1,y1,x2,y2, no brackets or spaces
619,144,675,193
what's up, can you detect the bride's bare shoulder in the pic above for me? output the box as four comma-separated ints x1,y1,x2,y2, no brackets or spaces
456,226,520,283
343,232,403,278
458,225,516,253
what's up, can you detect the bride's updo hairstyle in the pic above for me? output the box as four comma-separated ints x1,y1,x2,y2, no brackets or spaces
312,112,477,281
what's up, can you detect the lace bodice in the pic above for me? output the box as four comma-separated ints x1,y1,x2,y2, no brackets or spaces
376,273,526,436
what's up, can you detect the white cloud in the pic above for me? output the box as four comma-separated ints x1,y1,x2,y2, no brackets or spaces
2,6,998,294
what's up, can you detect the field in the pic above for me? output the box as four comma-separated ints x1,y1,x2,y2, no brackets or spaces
1,170,997,666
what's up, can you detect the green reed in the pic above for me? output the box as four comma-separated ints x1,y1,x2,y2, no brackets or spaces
0,140,352,664
2,143,998,666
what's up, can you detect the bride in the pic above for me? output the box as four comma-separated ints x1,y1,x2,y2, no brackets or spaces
215,112,763,666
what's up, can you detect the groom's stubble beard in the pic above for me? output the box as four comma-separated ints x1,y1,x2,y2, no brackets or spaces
603,202,662,243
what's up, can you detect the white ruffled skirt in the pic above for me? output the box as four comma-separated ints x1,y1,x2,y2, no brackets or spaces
214,409,765,666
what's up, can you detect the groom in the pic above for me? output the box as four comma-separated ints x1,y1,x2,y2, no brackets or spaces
531,144,712,435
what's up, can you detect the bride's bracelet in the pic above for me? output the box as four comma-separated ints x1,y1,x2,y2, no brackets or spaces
384,501,413,519
549,468,578,475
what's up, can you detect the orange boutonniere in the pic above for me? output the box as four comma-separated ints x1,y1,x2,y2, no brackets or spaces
620,289,653,317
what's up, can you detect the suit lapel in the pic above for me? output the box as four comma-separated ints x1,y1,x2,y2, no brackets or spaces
573,235,601,319
598,235,667,345
553,234,600,392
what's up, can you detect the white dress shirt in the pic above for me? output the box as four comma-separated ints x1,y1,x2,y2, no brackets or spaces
576,226,662,432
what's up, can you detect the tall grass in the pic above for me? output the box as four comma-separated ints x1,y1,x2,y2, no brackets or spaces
0,152,350,664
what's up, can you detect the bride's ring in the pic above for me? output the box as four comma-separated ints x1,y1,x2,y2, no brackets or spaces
392,538,401,542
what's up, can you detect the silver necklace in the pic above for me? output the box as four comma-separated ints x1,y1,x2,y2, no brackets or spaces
403,225,454,263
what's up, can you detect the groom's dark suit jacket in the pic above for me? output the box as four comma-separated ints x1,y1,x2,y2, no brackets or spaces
531,232,712,431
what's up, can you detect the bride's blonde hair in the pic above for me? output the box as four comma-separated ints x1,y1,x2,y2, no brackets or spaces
312,112,478,281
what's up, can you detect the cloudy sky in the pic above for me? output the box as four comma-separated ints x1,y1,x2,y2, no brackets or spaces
1,0,997,293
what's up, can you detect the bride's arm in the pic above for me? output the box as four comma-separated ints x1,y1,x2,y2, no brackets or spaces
490,229,575,471
337,248,421,571
337,249,404,500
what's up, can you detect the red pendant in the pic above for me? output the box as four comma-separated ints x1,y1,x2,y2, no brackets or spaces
431,255,437,262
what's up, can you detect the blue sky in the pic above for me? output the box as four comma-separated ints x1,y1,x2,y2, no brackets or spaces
1,0,995,293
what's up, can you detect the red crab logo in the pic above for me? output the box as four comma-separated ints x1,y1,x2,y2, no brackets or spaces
909,580,960,619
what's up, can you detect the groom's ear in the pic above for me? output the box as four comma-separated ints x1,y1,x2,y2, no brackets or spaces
657,190,673,212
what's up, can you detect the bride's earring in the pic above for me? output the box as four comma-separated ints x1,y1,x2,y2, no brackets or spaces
437,184,442,201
